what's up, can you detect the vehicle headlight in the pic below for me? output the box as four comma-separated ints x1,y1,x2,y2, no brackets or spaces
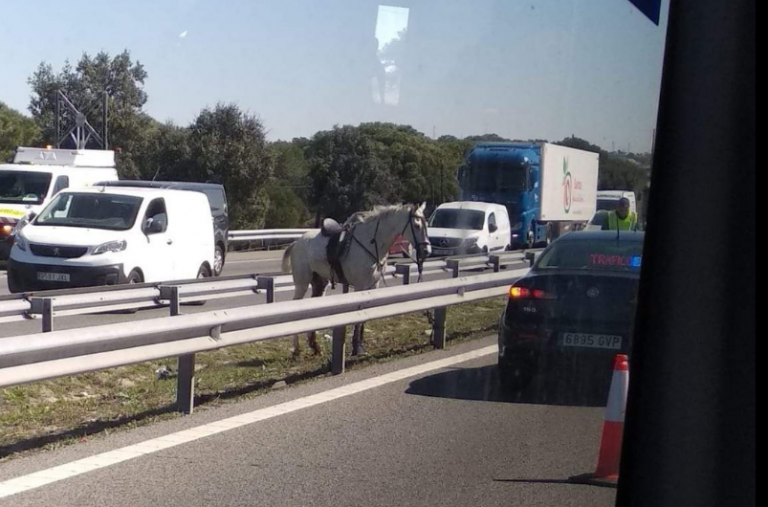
93,240,127,255
14,233,28,252
14,216,30,232
511,222,524,231
463,237,479,247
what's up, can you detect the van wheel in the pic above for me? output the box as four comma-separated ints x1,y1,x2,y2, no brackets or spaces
185,264,211,307
127,270,143,284
213,245,225,276
197,264,212,279
120,270,143,314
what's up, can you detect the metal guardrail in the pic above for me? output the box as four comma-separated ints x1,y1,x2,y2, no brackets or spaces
228,229,316,242
0,268,530,414
0,252,533,332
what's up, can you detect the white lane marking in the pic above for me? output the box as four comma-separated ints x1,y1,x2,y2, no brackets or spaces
0,345,496,499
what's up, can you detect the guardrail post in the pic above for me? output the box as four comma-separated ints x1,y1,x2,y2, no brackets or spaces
332,284,350,374
430,261,460,349
42,298,54,333
447,259,461,278
395,264,412,285
163,286,195,415
332,326,346,375
30,297,55,333
257,277,275,304
490,255,502,273
432,307,447,349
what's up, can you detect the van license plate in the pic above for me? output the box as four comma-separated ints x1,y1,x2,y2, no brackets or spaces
37,272,70,282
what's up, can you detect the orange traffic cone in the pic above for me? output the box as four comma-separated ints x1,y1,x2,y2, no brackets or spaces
570,354,629,488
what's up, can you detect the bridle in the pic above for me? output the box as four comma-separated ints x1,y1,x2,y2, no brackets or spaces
348,207,430,284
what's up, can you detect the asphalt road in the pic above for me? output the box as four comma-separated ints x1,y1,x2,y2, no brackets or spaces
0,337,616,507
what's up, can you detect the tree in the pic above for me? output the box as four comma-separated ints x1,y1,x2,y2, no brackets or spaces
307,125,395,223
598,156,649,193
555,136,649,193
186,104,274,229
0,102,41,162
465,133,513,143
134,122,192,181
264,183,310,228
555,136,605,154
27,50,150,178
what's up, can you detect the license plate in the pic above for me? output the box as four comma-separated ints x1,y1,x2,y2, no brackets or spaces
432,248,454,256
37,272,70,283
562,333,622,350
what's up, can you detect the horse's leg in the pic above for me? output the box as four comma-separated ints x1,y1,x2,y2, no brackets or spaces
352,279,380,356
308,274,328,355
352,323,366,356
291,282,309,359
351,324,361,357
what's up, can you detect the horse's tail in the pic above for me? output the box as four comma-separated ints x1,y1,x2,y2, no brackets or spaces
282,242,295,273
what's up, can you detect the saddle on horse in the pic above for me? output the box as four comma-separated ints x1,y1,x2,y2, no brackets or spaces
322,218,349,287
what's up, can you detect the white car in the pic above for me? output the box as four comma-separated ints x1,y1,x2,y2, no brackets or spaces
427,201,512,256
7,187,214,293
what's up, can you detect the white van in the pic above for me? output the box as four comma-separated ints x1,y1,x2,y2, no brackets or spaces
7,187,214,293
1,147,118,261
596,190,638,215
427,201,512,256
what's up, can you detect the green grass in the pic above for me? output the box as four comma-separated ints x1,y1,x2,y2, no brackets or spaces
0,297,505,460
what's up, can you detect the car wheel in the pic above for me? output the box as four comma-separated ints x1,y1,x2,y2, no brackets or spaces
213,244,225,277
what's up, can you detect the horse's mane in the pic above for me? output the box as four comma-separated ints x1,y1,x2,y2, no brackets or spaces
343,204,412,226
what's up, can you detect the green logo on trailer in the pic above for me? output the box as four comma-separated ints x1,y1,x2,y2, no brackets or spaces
562,158,573,214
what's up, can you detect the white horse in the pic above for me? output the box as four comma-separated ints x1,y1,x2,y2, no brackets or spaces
281,203,432,356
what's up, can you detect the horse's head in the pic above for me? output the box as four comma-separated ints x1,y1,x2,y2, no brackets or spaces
404,202,432,261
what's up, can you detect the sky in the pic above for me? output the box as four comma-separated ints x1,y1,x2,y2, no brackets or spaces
0,0,669,152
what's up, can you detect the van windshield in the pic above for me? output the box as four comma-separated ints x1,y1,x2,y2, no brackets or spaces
596,198,619,212
35,193,143,231
0,170,53,205
429,209,485,230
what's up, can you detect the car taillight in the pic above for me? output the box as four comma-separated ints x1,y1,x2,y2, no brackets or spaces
510,286,531,299
509,286,556,300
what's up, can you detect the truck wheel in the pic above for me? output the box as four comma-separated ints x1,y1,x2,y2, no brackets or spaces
525,227,535,250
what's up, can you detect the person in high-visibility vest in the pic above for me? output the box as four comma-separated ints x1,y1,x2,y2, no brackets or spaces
604,197,639,231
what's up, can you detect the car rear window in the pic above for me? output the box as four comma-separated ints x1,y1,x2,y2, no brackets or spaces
535,237,644,272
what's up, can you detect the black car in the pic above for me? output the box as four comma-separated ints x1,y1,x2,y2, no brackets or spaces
97,181,229,276
498,230,644,390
